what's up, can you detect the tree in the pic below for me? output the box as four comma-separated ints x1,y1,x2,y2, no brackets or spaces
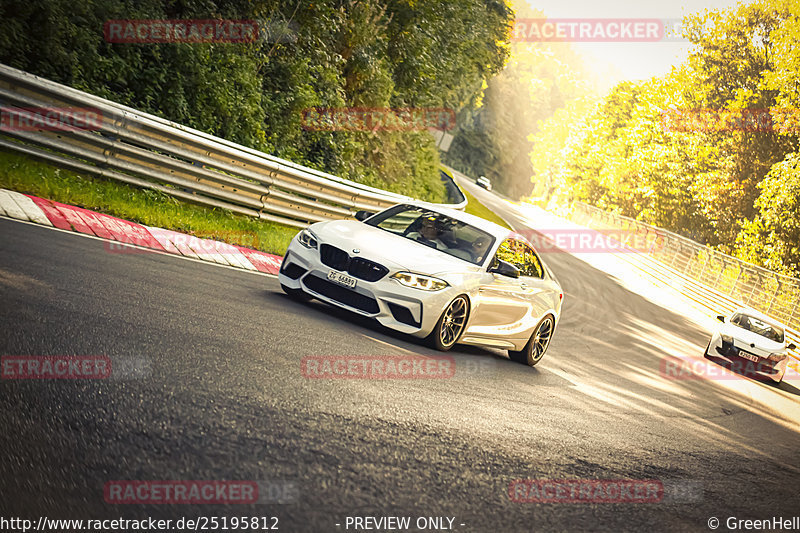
736,154,800,276
0,0,514,202
544,0,800,269
445,1,596,199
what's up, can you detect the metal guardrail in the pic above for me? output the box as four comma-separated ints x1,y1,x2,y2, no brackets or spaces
0,63,466,230
569,202,800,363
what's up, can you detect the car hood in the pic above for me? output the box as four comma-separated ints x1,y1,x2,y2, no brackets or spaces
309,220,479,274
720,323,785,353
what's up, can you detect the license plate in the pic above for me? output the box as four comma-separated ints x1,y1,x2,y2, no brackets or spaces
327,269,357,289
738,350,760,363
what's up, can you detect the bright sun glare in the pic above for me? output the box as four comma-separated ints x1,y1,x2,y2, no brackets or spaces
522,0,746,87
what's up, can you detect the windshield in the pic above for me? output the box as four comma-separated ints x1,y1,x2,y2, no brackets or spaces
730,313,785,343
366,205,495,265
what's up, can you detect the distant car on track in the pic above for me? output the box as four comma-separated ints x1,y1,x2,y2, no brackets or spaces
278,202,563,364
704,309,796,383
476,176,492,191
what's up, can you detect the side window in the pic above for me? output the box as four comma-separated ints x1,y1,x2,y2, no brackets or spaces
495,238,545,278
523,245,544,279
495,239,544,278
495,238,526,272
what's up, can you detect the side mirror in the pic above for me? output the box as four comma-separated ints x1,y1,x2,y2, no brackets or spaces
716,315,726,322
354,210,375,221
488,259,519,278
789,343,797,351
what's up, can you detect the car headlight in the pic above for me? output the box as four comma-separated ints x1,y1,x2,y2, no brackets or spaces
297,229,318,249
721,334,734,345
390,272,449,291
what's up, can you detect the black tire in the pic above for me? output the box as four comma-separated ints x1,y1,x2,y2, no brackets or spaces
509,314,555,367
427,295,470,351
281,283,311,302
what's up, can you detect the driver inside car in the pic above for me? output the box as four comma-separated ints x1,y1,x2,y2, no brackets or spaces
407,216,447,250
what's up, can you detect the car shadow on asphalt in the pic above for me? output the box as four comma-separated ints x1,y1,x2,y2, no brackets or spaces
702,355,800,396
269,288,519,360
269,289,572,386
265,244,800,456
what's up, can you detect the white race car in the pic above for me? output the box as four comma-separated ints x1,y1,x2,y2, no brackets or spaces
278,202,563,365
704,309,796,383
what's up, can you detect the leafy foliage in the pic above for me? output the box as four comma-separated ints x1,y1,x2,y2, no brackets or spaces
540,0,800,276
444,2,597,199
736,152,800,275
0,0,513,202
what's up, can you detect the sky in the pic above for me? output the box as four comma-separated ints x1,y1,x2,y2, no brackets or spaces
521,0,746,87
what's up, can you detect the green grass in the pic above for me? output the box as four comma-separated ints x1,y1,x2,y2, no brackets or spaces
0,150,299,256
461,186,512,229
0,149,509,257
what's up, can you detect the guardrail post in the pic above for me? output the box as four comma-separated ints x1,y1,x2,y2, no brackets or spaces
746,271,760,305
731,267,743,299
682,248,693,275
765,278,781,315
622,220,633,248
697,251,710,284
713,259,726,288
669,241,680,268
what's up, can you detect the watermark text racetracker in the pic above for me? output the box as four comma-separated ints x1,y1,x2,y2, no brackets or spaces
301,355,498,380
661,108,800,133
509,479,702,504
301,107,456,132
512,18,686,42
1,355,111,379
661,355,798,382
104,19,259,43
517,229,665,254
302,355,455,379
104,480,297,504
105,230,261,255
1,355,151,380
0,106,103,132
509,479,663,503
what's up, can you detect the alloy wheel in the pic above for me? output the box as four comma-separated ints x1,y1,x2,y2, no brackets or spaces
530,316,554,363
440,296,468,348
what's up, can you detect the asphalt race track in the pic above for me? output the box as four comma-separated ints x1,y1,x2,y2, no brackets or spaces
2,190,800,531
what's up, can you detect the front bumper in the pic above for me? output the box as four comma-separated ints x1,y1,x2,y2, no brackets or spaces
277,240,461,338
707,334,787,383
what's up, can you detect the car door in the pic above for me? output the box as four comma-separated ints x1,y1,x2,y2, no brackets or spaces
467,238,536,342
515,241,556,334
